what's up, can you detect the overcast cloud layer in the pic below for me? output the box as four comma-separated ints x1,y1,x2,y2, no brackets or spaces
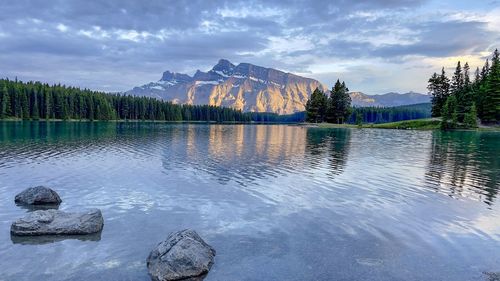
1,0,499,94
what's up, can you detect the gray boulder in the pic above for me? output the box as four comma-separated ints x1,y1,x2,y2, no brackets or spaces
147,229,216,281
11,209,104,236
15,186,62,205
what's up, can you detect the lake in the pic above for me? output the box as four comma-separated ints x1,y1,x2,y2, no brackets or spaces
0,121,499,281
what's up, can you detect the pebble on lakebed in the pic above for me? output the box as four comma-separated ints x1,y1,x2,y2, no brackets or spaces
147,229,216,281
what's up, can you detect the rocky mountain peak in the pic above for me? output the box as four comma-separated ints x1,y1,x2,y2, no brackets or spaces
128,60,322,114
212,59,235,75
161,71,192,83
129,59,427,113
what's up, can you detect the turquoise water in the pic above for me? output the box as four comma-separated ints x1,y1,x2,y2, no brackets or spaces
0,122,499,280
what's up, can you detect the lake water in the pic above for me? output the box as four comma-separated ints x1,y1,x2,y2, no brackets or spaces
0,122,499,281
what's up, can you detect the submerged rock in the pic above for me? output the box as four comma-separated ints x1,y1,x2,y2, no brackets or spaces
147,229,216,281
14,186,62,205
11,231,102,245
11,209,104,236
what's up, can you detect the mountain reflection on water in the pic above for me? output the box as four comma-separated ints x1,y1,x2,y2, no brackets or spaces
160,125,351,185
0,121,499,281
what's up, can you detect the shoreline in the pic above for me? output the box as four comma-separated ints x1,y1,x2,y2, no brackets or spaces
0,118,297,125
1,118,499,131
299,119,500,132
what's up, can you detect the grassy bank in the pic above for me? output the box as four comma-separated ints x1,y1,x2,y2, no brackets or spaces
307,119,500,131
370,119,441,130
309,119,440,130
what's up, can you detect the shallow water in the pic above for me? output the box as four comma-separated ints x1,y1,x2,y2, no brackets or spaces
0,121,499,281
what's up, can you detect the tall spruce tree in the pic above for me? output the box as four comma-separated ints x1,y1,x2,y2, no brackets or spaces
463,62,470,88
441,95,458,130
474,67,480,84
463,103,478,128
490,49,500,121
428,68,450,117
327,80,351,124
456,62,472,122
21,92,29,119
0,85,10,118
482,49,500,122
32,91,39,120
428,72,441,116
451,61,464,94
476,59,491,120
306,88,328,123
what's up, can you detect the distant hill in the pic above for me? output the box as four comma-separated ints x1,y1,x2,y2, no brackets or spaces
350,92,430,107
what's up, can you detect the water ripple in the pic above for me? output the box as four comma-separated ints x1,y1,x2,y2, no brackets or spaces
0,122,499,280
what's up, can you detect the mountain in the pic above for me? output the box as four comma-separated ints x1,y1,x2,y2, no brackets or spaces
349,91,430,107
127,59,430,113
127,59,325,114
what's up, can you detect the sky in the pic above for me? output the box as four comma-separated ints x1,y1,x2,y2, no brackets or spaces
0,0,499,95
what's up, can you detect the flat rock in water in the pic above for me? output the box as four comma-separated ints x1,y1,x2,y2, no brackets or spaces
147,229,216,281
14,186,62,205
10,209,104,236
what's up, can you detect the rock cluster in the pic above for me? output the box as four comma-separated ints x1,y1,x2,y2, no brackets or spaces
11,186,103,236
10,186,216,280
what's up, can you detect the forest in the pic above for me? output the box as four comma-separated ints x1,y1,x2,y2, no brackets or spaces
0,79,253,122
304,79,431,125
348,103,431,124
427,49,500,129
0,77,450,125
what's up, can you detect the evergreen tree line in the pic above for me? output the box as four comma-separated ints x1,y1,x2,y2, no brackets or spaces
305,79,352,123
0,79,254,122
347,103,431,124
247,111,306,123
428,49,500,129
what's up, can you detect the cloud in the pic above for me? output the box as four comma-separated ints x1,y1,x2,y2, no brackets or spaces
0,0,498,94
372,20,495,58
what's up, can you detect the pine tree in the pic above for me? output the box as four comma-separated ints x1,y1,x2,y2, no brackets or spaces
441,95,458,130
44,90,51,119
451,61,464,94
32,92,40,120
463,103,478,128
456,62,472,122
306,88,327,123
463,62,470,88
429,68,450,117
326,80,342,122
483,49,500,122
440,67,451,96
428,72,441,116
21,92,29,119
0,85,10,118
474,67,480,84
355,111,362,127
481,59,490,82
489,49,500,121
327,80,351,123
